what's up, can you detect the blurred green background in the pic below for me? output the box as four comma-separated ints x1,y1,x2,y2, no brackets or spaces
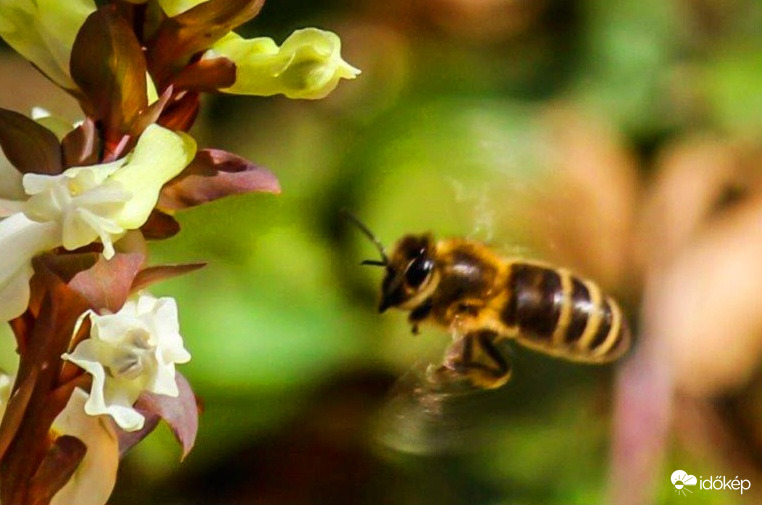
3,0,762,504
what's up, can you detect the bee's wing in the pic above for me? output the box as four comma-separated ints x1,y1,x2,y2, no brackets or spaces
373,359,496,455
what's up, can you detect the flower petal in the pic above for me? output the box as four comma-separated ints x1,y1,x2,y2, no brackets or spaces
0,372,11,420
36,0,96,87
109,125,196,229
0,0,94,91
0,259,33,322
157,0,209,17
62,341,145,431
90,312,144,345
73,208,124,259
147,360,179,397
32,107,75,141
0,1,72,90
50,388,119,505
0,213,60,321
0,148,24,202
152,296,180,336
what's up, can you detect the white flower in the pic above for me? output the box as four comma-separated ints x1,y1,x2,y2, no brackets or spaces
0,0,96,90
50,388,119,505
23,162,132,259
63,292,191,431
0,123,196,322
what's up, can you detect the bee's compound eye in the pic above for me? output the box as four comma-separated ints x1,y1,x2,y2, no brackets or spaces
405,256,433,288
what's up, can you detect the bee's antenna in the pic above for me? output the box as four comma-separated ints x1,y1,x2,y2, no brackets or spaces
340,209,389,265
361,260,387,266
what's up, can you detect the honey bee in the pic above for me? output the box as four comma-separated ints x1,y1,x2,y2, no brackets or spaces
344,212,631,390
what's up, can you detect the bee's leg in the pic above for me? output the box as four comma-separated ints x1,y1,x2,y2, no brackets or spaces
474,331,512,388
446,298,484,320
444,330,512,389
408,298,433,335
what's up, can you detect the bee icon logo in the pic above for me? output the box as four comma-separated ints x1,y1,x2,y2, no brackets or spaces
671,470,697,496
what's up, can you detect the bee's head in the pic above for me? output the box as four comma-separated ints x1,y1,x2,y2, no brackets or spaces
341,211,438,314
378,233,437,313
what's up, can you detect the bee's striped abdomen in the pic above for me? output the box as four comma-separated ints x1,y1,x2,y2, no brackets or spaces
501,263,561,339
500,262,629,363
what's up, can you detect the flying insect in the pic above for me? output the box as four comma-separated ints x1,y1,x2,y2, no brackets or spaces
344,211,630,390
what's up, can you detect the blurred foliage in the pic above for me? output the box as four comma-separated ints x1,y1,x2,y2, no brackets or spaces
3,0,762,503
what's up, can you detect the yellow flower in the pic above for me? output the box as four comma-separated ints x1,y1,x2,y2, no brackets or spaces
207,28,360,100
0,0,96,90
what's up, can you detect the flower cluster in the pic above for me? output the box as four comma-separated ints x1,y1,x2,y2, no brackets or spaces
0,1,357,504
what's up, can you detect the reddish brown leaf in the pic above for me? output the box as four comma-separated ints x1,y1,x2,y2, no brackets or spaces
117,411,160,457
52,368,91,406
159,149,280,210
133,373,199,460
0,369,37,464
171,57,236,92
70,6,148,136
12,253,95,356
34,253,99,284
61,117,100,168
147,0,264,86
130,86,174,139
0,107,62,175
26,253,99,324
157,91,199,131
131,263,206,292
28,435,87,505
101,133,132,163
27,268,90,366
141,209,181,240
9,311,33,355
68,253,145,313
